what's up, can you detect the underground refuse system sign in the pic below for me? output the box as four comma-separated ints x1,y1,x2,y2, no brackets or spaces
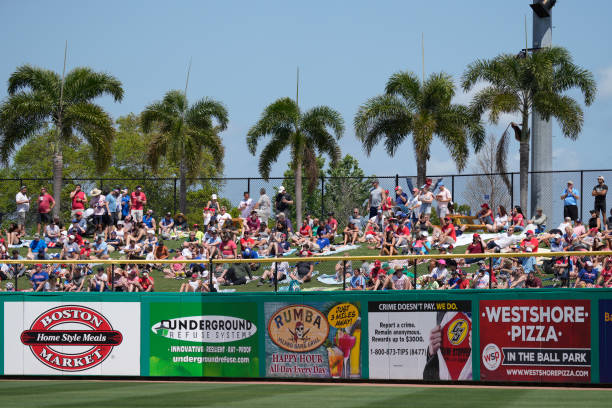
148,302,259,377
479,299,591,383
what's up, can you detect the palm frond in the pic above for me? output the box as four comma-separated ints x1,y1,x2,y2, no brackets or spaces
385,71,421,109
187,98,229,131
65,103,115,172
247,97,298,155
533,92,583,139
496,126,512,194
422,72,455,111
64,67,123,103
7,65,60,96
354,94,412,155
257,133,290,180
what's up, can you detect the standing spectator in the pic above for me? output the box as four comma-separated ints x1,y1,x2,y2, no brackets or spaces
419,183,434,216
130,186,147,222
368,180,385,218
239,191,255,219
275,186,293,219
107,187,120,226
407,187,422,225
394,186,409,213
217,206,232,230
37,187,55,235
592,176,608,226
435,182,452,219
69,184,87,218
120,188,131,220
90,189,109,234
15,185,30,235
561,180,580,221
254,188,272,225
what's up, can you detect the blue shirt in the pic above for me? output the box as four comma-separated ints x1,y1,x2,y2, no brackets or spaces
94,241,108,255
562,188,579,206
29,239,47,254
143,215,154,228
30,270,49,286
395,192,408,206
350,274,365,289
578,268,598,284
121,195,131,217
107,194,118,212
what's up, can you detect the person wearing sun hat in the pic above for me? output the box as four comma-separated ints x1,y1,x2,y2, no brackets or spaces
382,265,412,290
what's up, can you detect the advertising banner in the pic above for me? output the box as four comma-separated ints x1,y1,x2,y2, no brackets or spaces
479,300,591,383
149,302,258,377
3,301,140,375
599,299,612,383
265,301,361,379
368,300,472,380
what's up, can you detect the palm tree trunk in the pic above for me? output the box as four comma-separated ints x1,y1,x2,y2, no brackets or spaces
52,151,63,218
295,156,303,228
519,112,530,212
416,153,427,187
179,159,187,213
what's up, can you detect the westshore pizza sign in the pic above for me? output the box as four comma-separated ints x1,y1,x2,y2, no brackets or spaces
4,302,140,375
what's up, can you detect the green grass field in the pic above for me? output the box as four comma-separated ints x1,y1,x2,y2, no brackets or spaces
0,381,610,408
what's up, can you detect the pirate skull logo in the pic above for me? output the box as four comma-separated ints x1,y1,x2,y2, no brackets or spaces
288,321,310,342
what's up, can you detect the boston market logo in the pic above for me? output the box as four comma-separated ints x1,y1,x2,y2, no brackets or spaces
268,305,329,352
20,305,122,372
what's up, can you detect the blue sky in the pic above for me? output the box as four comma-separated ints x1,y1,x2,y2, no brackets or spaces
1,0,611,177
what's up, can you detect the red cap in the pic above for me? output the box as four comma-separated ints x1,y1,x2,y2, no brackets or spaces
36,264,43,268
385,189,389,194
526,230,534,235
473,233,480,238
374,260,381,266
425,178,432,185
394,186,400,191
481,203,489,208
590,227,598,233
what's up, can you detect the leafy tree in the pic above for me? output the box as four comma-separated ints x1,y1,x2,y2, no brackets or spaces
0,64,123,216
247,97,344,226
281,157,324,223
355,71,484,186
324,155,373,228
462,46,596,211
141,90,228,213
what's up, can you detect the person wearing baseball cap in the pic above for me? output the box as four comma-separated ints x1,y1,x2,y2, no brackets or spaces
368,180,385,218
275,185,293,220
30,263,49,292
593,176,608,227
576,260,599,288
561,180,580,221
130,185,147,222
394,185,409,214
528,207,547,234
435,182,452,219
520,230,539,253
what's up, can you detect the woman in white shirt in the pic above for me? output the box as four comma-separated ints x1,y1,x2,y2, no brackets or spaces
487,205,509,232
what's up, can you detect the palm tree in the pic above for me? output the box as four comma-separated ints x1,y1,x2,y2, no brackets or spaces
462,46,596,211
354,71,485,186
141,90,228,213
0,64,123,216
247,97,344,226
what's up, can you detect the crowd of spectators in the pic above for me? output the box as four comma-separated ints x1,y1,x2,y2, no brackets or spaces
1,175,610,292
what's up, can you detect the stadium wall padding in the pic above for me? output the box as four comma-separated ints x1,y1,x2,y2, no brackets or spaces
1,289,611,383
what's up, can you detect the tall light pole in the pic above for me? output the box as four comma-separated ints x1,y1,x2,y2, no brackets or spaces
530,0,556,220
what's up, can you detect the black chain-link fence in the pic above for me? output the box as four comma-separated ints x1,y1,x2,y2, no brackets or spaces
3,169,610,230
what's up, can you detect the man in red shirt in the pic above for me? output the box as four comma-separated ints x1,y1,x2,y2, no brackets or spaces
520,230,539,252
437,217,456,248
130,186,147,222
139,271,155,292
37,187,55,235
69,184,87,218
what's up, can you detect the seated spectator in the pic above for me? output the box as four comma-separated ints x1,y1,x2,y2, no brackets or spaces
6,223,24,246
111,268,129,292
473,266,490,288
368,261,389,290
142,209,157,230
291,250,314,283
485,227,518,252
92,235,110,260
462,234,484,265
139,270,155,292
30,264,49,292
573,219,586,236
240,231,259,259
382,266,412,290
27,234,47,260
216,207,232,230
342,221,359,246
575,261,598,288
476,203,493,226
348,208,364,232
347,266,366,290
431,259,448,286
587,209,601,231
510,206,525,232
597,258,612,288
525,271,542,288
435,217,456,248
245,211,261,234
44,221,61,247
259,257,289,286
88,267,108,292
218,262,254,286
293,219,312,246
380,229,397,256
487,205,509,233
215,232,237,259
180,272,202,292
64,266,86,292
326,212,338,238
520,230,539,252
421,274,439,290
158,212,175,238
528,208,547,233
334,255,353,281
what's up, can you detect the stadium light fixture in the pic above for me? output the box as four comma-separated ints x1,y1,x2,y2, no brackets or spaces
530,0,556,18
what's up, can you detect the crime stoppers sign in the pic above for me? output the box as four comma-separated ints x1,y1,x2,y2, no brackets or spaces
479,300,591,383
4,302,140,375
